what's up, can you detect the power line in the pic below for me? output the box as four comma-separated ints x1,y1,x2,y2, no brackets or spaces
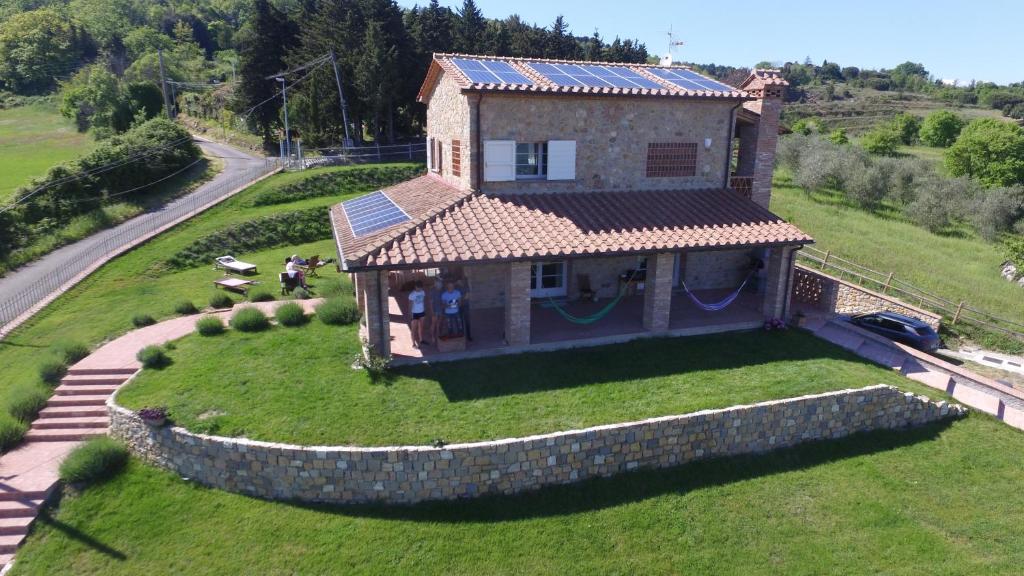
240,57,331,120
59,157,206,205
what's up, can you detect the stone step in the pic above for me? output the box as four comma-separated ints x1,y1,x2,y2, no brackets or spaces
24,427,107,442
0,490,47,502
32,416,109,430
38,405,107,419
46,395,109,408
66,367,137,376
0,517,32,536
0,552,13,567
0,533,26,554
0,500,40,519
53,384,119,397
59,374,129,386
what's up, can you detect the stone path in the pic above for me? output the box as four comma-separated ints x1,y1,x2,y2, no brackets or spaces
0,300,320,571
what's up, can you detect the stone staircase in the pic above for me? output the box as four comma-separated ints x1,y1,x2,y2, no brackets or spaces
24,369,133,443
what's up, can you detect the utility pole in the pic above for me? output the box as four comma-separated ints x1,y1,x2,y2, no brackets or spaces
276,76,290,159
158,49,173,119
329,49,353,148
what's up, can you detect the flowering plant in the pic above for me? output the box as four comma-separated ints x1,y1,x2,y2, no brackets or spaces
764,317,788,331
137,407,168,421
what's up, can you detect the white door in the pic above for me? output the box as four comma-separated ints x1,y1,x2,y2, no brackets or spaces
530,261,567,298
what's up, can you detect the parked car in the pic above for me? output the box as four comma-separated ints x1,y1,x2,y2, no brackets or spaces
840,311,942,352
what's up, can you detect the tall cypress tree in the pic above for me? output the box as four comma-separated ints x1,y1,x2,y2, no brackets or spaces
236,0,296,145
455,0,484,53
355,20,398,143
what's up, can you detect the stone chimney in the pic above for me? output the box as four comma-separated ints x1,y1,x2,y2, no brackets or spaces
738,70,788,209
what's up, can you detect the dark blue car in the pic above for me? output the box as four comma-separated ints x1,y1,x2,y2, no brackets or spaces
841,311,942,352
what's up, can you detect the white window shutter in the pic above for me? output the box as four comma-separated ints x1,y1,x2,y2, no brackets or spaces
426,136,433,171
547,140,576,180
483,140,516,182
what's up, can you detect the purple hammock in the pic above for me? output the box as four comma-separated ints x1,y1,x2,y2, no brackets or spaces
679,271,755,312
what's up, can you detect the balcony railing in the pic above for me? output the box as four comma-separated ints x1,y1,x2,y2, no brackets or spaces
729,175,753,199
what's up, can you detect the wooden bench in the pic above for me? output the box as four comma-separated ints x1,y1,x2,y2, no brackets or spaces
214,277,254,294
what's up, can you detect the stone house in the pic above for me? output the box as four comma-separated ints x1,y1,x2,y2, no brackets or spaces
330,54,812,361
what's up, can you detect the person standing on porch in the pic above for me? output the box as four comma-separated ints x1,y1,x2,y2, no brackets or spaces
440,280,463,337
407,281,426,348
457,274,472,341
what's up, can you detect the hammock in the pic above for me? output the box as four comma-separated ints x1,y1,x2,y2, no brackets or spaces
545,270,639,325
680,271,754,312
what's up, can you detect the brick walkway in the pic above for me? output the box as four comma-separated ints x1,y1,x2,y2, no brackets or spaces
0,300,320,570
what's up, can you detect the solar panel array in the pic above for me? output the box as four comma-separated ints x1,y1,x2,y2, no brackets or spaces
645,68,736,93
526,62,664,89
342,191,411,237
450,58,533,85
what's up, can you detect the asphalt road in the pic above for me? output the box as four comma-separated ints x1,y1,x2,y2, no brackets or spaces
0,139,269,330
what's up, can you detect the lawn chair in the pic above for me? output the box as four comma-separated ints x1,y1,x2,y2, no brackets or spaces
302,255,322,278
578,274,596,302
280,272,301,295
214,255,258,275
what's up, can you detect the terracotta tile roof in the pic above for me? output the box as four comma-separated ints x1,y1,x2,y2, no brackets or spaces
333,179,813,270
738,69,790,91
417,53,750,102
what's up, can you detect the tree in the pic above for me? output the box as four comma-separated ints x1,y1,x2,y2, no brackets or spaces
860,126,902,156
919,110,965,148
0,8,89,94
890,113,920,145
355,21,399,143
545,15,575,59
945,118,1024,187
235,0,296,144
59,64,127,135
455,0,484,53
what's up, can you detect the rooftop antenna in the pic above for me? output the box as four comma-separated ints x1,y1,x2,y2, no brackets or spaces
660,26,685,66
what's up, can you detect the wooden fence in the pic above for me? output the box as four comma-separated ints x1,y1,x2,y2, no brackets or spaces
796,245,1024,341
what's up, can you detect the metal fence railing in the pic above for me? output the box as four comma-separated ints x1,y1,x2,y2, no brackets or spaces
0,158,280,338
286,142,427,170
797,245,1024,341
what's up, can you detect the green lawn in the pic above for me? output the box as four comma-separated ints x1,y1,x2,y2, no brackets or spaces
771,178,1023,333
0,103,96,203
11,412,1023,575
0,164,418,419
118,324,913,446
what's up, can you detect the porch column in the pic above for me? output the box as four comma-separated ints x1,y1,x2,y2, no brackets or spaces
642,252,674,332
357,270,390,356
763,247,796,320
353,272,365,314
505,261,531,346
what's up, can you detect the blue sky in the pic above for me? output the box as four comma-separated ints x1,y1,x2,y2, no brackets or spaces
396,0,1022,85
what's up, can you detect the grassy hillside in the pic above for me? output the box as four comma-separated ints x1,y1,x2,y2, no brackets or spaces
0,103,96,203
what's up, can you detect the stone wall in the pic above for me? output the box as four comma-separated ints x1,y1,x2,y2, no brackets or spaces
792,265,942,330
425,71,472,190
684,249,756,291
110,385,963,505
569,255,642,299
479,94,735,194
465,263,507,309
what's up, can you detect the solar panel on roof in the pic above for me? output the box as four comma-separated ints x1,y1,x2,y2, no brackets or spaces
342,191,411,237
647,68,736,92
451,58,533,85
526,62,663,89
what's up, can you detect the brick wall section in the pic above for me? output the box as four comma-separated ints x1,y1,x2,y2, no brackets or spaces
642,252,674,332
505,261,531,345
684,249,752,291
357,271,389,354
749,95,782,209
570,255,641,299
426,71,472,190
763,247,795,319
465,263,507,309
109,385,965,505
479,95,733,194
792,265,942,330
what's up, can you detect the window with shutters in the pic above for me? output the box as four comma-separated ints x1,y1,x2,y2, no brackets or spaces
435,139,444,174
515,142,547,179
451,139,461,177
646,142,697,177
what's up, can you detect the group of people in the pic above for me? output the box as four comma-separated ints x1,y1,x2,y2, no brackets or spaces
406,275,472,349
284,254,310,289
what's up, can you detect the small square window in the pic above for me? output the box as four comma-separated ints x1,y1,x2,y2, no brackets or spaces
516,142,547,179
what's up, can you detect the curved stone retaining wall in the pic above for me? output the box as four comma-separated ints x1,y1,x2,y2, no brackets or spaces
108,385,964,505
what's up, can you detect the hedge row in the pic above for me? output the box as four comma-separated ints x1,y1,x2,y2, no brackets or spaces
249,165,423,206
166,207,332,269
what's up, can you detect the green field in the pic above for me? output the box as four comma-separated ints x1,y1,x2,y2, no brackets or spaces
118,324,910,446
0,103,96,203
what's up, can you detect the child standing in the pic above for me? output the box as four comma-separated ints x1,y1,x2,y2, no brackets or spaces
407,281,426,348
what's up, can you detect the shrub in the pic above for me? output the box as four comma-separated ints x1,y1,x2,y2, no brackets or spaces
776,133,812,172
174,300,198,315
275,302,308,327
0,415,27,453
945,118,1024,187
7,383,48,423
292,287,311,300
860,126,902,156
903,178,975,232
166,208,332,270
58,437,129,485
890,113,921,145
316,298,360,325
827,128,849,145
1005,236,1024,273
136,345,170,369
230,307,270,332
880,157,932,204
249,165,424,206
195,316,225,336
920,110,965,148
131,313,156,328
791,117,825,135
209,291,235,309
969,186,1024,241
52,340,90,365
846,164,889,207
248,287,275,302
38,358,67,385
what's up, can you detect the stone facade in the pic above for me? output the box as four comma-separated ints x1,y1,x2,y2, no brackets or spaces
570,255,645,299
505,261,531,345
684,249,756,291
477,95,735,194
792,266,942,330
357,270,389,352
110,385,964,505
464,263,507,309
642,252,674,332
425,71,472,190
